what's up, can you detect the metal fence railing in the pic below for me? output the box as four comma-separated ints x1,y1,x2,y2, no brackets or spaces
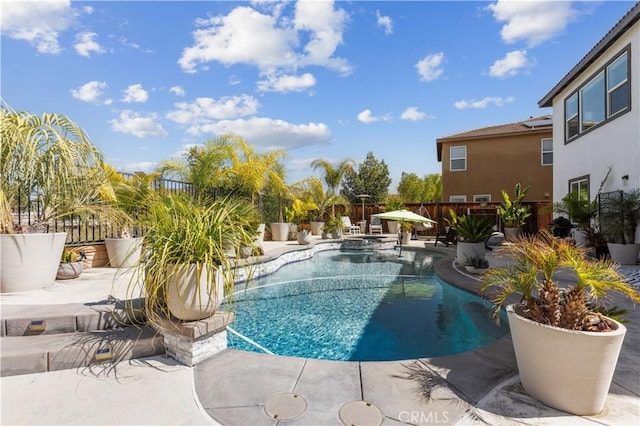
10,174,195,245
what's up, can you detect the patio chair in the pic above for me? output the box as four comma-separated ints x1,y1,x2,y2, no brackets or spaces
434,227,458,247
369,217,383,234
341,216,360,234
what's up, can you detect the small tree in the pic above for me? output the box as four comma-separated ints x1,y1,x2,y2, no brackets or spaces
341,152,391,203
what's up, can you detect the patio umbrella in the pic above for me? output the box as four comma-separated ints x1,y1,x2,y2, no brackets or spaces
371,209,437,256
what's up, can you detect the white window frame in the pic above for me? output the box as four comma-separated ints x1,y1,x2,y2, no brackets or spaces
563,46,630,143
541,138,553,166
450,146,466,171
449,195,467,202
473,194,491,202
607,52,629,117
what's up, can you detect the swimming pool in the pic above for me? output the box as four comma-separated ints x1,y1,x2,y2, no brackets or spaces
226,249,508,361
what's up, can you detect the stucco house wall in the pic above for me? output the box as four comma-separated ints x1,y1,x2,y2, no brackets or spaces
549,20,639,201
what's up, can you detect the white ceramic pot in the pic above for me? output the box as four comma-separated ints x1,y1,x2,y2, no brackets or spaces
507,304,626,415
310,221,324,236
297,230,312,245
456,242,486,266
387,221,401,235
572,229,589,247
270,223,290,242
1,232,67,293
105,237,142,268
607,243,639,265
56,261,84,280
401,232,412,245
166,264,225,321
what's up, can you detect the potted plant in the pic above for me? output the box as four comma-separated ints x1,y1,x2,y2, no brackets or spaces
600,189,640,265
1,103,125,292
498,183,531,240
103,168,158,268
56,248,86,280
400,221,413,245
464,253,489,275
324,214,343,239
447,210,494,266
132,193,257,322
481,230,640,415
553,191,598,247
383,197,405,234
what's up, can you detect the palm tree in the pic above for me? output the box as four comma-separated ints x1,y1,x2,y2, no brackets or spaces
482,230,640,330
311,158,355,217
0,102,125,233
297,177,350,222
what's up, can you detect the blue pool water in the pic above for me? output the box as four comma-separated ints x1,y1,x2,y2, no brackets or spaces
226,249,508,361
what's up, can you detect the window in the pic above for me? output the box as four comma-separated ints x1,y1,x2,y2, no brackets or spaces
450,146,466,171
473,194,491,202
566,94,579,139
580,73,605,131
449,195,466,202
569,176,590,202
607,53,629,116
541,138,553,165
564,47,630,142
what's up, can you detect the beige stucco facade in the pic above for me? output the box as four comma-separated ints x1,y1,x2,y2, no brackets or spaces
437,125,553,202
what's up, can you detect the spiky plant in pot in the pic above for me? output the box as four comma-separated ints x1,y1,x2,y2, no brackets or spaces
481,229,640,415
482,230,639,330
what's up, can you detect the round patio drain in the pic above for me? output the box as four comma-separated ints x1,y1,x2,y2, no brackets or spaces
264,393,307,420
339,400,383,426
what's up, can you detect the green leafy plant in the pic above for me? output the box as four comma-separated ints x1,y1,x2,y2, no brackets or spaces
130,193,258,322
498,183,531,228
600,189,640,244
401,221,414,232
0,102,127,234
467,254,489,269
447,210,494,243
482,230,640,331
60,248,85,263
554,191,598,232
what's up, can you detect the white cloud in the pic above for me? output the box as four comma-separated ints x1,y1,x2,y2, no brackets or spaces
166,95,259,124
257,73,316,93
376,10,393,35
110,110,168,138
70,81,107,102
416,52,444,82
120,161,157,174
489,50,533,78
122,84,149,103
357,109,390,124
83,6,94,14
0,0,76,54
488,0,578,47
454,96,515,110
170,86,186,97
179,2,351,76
400,107,428,121
186,117,331,151
74,32,104,57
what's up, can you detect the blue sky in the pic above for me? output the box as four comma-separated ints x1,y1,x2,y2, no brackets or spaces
1,0,635,190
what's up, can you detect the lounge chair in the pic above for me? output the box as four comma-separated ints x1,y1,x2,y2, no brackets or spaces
341,216,361,234
369,217,383,234
434,227,458,247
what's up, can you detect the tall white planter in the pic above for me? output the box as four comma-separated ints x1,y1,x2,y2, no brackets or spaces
607,243,640,265
387,221,400,235
507,305,626,415
456,242,486,266
270,223,290,242
166,264,225,321
1,232,67,293
105,237,142,268
310,221,324,236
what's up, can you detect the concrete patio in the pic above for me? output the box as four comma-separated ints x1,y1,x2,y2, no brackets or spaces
1,235,639,425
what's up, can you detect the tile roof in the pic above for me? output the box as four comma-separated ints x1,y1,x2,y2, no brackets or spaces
538,2,640,107
436,115,552,141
